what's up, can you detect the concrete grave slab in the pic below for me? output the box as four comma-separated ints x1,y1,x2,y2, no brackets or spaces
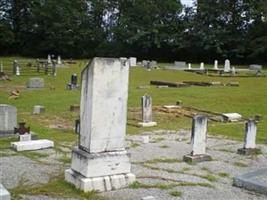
11,139,54,151
233,168,267,195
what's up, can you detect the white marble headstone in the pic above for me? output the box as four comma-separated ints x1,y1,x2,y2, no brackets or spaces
214,60,218,69
57,56,62,65
129,57,137,67
244,120,257,149
16,66,20,76
47,54,52,64
191,115,208,155
188,63,192,69
79,58,129,153
224,59,231,72
200,62,205,70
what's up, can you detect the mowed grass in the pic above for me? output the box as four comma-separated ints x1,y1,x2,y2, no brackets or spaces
0,57,266,143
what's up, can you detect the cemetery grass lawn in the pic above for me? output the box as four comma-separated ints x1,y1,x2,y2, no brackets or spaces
0,57,266,144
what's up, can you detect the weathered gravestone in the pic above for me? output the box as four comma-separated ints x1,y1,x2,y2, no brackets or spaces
0,104,17,136
188,63,192,69
0,184,11,200
15,65,20,76
200,62,205,70
0,62,3,72
149,60,158,68
174,61,186,69
224,59,231,72
233,168,267,195
129,57,137,67
238,120,260,155
47,54,52,64
183,115,212,163
214,60,218,69
138,95,157,127
12,60,18,75
57,55,62,65
27,78,44,88
65,57,135,192
67,74,78,90
249,64,262,71
33,105,45,114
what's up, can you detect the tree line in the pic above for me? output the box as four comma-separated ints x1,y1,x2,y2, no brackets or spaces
0,0,266,63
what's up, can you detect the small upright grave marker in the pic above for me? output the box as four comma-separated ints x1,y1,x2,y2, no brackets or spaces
183,115,212,163
214,60,218,69
238,120,260,155
138,95,157,127
27,78,44,88
200,62,205,70
33,105,45,114
0,104,17,136
224,59,231,72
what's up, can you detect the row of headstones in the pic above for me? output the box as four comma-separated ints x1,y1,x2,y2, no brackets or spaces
64,57,263,194
0,104,53,152
185,115,259,163
174,59,234,72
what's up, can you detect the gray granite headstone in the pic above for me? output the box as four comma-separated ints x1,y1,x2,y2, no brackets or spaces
249,64,262,71
174,61,186,68
149,61,157,68
27,78,44,88
0,104,17,136
233,168,267,195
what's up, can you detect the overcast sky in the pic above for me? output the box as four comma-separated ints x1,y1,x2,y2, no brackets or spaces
181,0,195,7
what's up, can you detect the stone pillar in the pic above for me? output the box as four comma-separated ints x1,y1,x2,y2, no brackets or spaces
200,62,205,70
0,104,17,136
238,120,260,155
183,115,212,163
214,60,218,69
224,59,231,72
138,95,157,127
65,57,135,192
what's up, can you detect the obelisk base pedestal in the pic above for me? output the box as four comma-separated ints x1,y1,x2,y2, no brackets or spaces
183,154,212,164
65,169,135,192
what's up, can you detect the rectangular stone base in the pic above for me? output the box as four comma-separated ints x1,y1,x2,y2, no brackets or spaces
71,147,131,177
237,148,261,156
0,184,11,200
65,169,135,192
138,122,157,127
233,168,267,195
183,154,212,164
11,139,54,151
